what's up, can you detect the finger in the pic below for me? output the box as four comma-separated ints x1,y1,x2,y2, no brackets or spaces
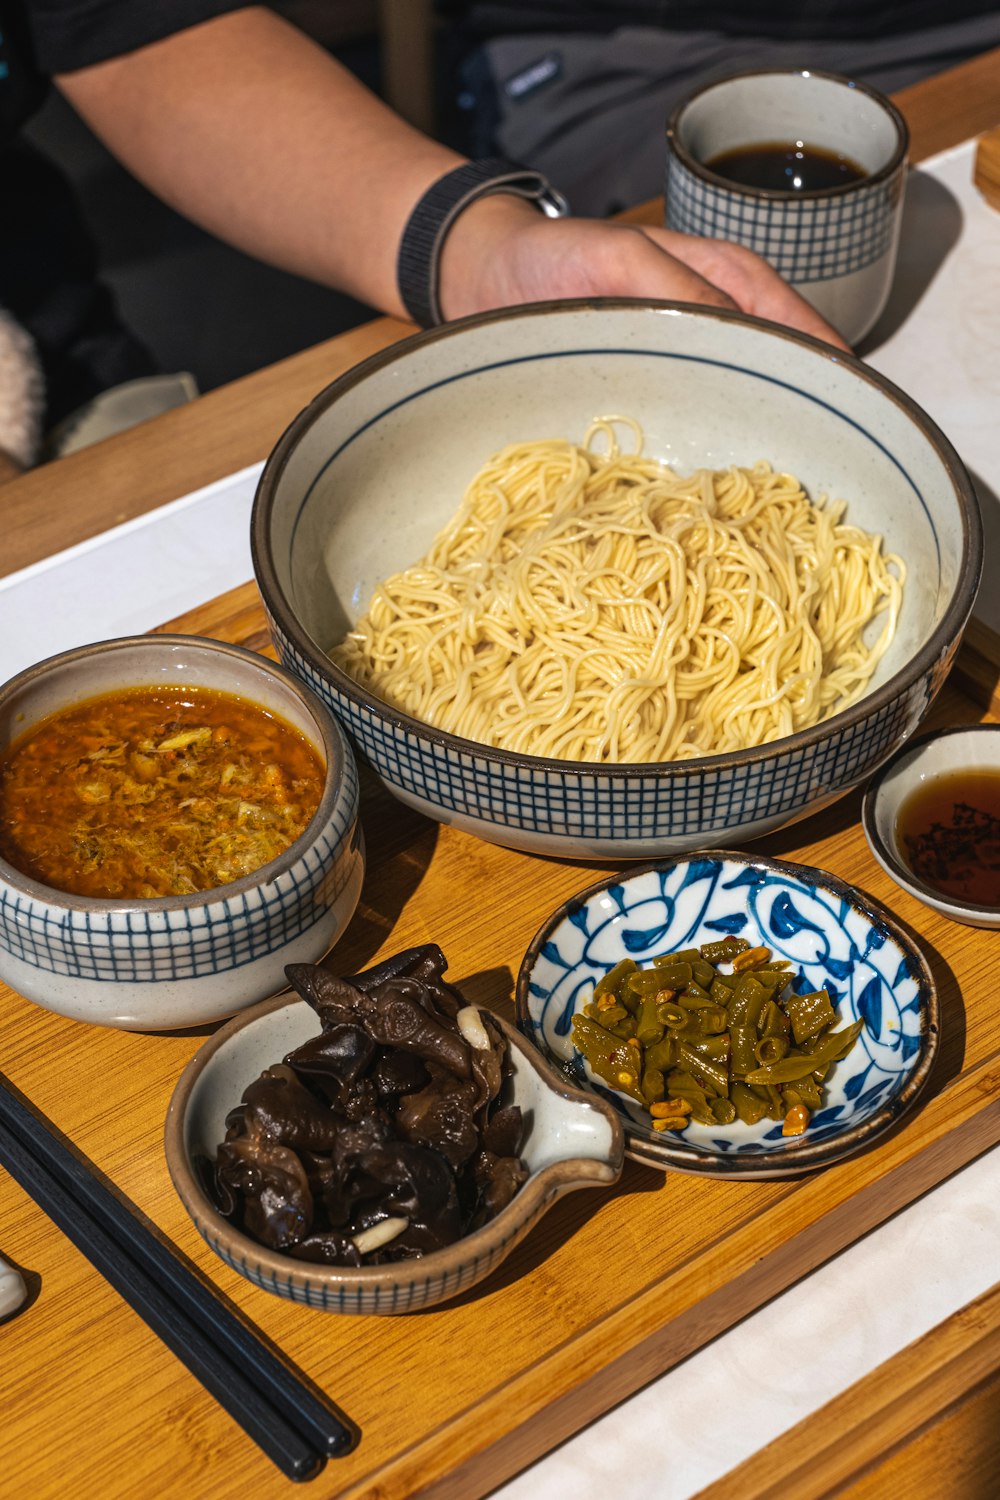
641,227,852,351
580,225,744,312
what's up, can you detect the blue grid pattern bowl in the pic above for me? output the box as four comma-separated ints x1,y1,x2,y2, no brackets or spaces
251,300,981,862
0,636,365,1030
515,852,939,1178
165,991,624,1314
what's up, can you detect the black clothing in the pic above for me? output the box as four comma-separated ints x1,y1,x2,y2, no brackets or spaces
1,0,247,426
1,138,157,424
448,1,1000,44
443,6,1000,216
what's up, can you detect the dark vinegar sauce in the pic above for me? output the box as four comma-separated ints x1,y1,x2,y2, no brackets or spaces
706,142,867,192
896,768,1000,908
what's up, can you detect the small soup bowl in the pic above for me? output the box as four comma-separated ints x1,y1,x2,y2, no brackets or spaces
861,724,1000,928
516,852,939,1178
165,988,625,1314
0,635,365,1030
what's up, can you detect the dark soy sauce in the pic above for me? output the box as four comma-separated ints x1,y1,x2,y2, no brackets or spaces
706,141,867,191
896,768,1000,908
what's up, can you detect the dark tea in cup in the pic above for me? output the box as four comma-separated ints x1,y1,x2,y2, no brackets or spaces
706,141,867,192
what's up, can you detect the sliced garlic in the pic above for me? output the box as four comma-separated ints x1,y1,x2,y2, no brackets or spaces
456,1006,492,1050
351,1217,409,1256
0,1256,27,1320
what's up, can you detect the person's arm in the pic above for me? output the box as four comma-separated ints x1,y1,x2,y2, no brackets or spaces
55,6,847,346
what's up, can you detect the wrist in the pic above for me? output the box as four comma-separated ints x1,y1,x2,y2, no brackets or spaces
395,158,569,326
437,192,542,320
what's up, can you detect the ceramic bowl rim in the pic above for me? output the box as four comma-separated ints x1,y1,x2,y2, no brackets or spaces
251,298,982,783
514,848,941,1176
665,67,910,201
0,633,354,914
861,723,1000,919
164,990,626,1297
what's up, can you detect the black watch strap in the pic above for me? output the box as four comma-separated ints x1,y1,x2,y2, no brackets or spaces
396,157,570,328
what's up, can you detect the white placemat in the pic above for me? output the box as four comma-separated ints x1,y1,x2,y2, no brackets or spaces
0,463,262,683
865,139,1000,635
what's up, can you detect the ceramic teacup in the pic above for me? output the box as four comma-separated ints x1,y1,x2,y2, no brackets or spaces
665,69,909,345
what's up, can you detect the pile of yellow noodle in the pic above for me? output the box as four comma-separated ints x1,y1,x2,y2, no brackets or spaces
331,419,905,763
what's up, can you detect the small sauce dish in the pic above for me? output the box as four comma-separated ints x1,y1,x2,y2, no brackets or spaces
861,724,1000,928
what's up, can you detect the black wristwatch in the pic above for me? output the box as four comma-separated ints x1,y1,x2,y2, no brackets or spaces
396,157,570,328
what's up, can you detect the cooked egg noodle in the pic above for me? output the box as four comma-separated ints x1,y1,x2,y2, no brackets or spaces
332,420,904,763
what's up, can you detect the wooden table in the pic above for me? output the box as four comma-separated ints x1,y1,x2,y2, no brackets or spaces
3,47,1000,1500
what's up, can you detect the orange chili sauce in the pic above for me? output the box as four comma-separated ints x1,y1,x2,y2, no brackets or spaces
0,686,325,900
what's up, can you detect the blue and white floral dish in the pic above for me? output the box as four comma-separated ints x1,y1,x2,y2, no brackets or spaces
0,636,365,1031
515,852,939,1178
252,299,981,861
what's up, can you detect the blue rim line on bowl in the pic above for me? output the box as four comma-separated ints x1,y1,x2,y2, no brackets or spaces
515,850,940,1178
287,348,942,573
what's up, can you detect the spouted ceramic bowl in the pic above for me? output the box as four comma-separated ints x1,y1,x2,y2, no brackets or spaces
516,852,939,1177
0,635,364,1030
165,989,625,1314
252,299,981,861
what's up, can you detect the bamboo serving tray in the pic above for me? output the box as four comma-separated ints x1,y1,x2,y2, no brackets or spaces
3,581,1000,1500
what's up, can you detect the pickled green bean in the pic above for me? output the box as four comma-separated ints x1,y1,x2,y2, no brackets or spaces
627,968,671,997
645,1034,679,1072
593,959,636,1002
786,988,836,1045
652,962,693,989
677,1041,728,1096
573,941,865,1138
636,994,666,1047
700,937,751,964
754,1035,788,1065
731,1082,770,1125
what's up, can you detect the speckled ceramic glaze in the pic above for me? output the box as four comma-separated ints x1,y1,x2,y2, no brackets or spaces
665,70,909,344
0,636,365,1030
252,300,981,861
862,724,1000,928
165,994,625,1314
515,852,939,1177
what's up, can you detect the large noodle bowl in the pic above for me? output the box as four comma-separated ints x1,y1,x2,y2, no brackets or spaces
331,419,904,764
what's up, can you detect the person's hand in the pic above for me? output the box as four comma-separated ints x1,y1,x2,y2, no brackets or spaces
439,195,851,351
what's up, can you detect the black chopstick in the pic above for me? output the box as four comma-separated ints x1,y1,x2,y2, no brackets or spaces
0,1122,321,1480
0,1076,357,1478
0,1075,353,1458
